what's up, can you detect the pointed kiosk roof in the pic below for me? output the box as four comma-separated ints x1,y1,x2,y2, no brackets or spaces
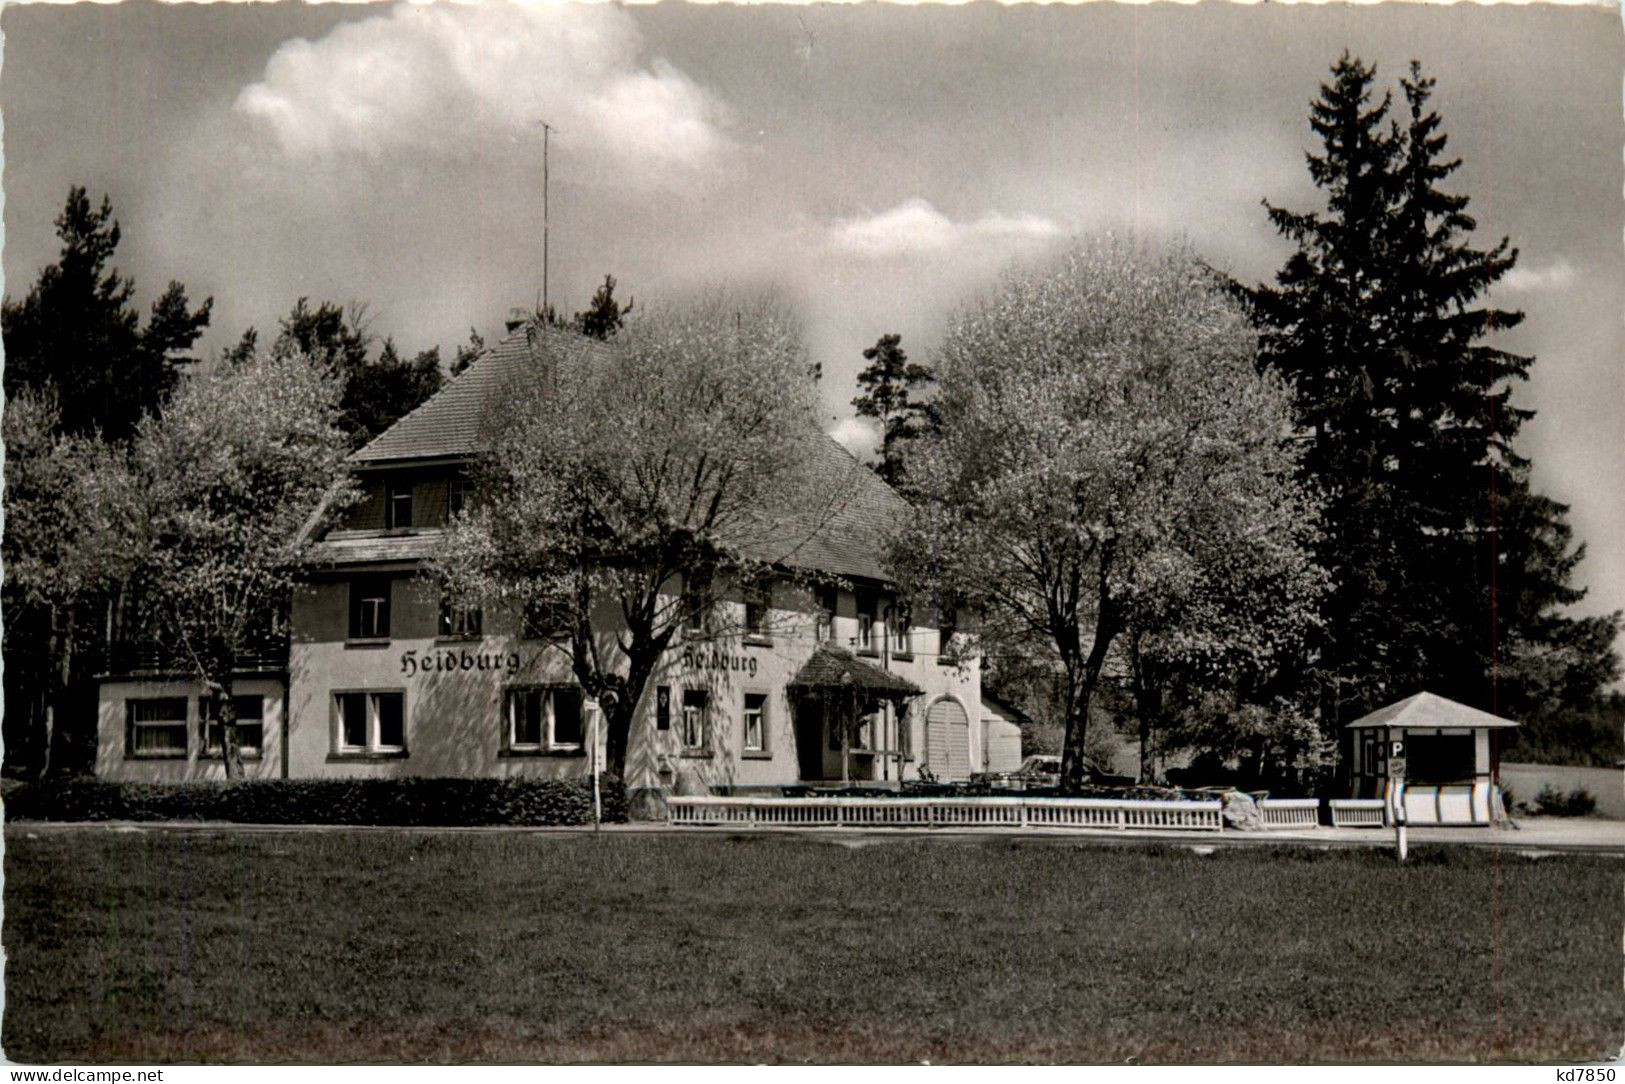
1345,691,1521,730
788,644,922,699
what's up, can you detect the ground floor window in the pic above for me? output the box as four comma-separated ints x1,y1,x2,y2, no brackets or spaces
742,692,767,754
199,694,265,758
505,686,584,753
682,689,709,752
126,697,189,758
335,691,406,755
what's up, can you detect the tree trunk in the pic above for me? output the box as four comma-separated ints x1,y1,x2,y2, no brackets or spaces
220,681,244,781
1059,611,1119,795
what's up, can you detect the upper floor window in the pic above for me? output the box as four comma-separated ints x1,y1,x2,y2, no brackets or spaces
937,606,960,665
888,603,913,659
522,597,571,641
126,697,188,759
439,594,483,639
447,475,471,519
683,575,711,635
385,480,413,530
815,585,837,643
744,579,771,642
199,694,265,759
349,576,392,640
856,591,878,656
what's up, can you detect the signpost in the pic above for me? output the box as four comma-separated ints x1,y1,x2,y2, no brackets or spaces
1388,737,1407,863
587,698,603,831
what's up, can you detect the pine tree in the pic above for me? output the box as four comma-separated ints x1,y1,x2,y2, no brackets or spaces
1241,55,1620,732
574,274,633,340
852,333,937,490
2,187,212,440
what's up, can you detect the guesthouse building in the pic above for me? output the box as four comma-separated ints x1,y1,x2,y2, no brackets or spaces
95,325,985,797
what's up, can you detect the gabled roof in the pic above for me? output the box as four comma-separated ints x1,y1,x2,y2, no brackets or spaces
788,644,922,697
1345,691,1520,730
354,326,618,465
340,324,909,584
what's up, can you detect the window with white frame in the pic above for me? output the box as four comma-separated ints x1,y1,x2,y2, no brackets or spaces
334,691,406,755
742,692,768,754
504,686,584,753
199,694,265,758
446,474,471,520
856,591,878,655
681,689,708,752
439,594,483,639
127,697,189,758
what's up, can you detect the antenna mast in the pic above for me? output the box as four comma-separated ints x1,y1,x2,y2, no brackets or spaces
541,120,553,317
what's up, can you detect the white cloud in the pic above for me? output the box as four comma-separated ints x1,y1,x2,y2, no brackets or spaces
1499,259,1578,293
234,2,732,177
827,198,1063,259
827,416,880,459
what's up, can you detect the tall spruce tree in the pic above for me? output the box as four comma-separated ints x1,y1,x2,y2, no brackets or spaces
1242,55,1620,736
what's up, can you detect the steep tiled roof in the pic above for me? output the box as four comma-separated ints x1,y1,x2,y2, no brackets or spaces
354,327,619,464
342,325,908,583
788,644,922,696
1345,691,1520,730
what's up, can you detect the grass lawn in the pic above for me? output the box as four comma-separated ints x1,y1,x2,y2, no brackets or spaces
4,828,1620,1064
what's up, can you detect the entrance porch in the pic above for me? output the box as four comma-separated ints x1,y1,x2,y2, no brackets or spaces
788,644,921,785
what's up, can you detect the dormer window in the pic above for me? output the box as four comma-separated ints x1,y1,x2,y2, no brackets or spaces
386,480,413,530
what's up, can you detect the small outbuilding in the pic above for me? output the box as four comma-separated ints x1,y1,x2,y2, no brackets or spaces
1346,691,1518,825
979,691,1028,776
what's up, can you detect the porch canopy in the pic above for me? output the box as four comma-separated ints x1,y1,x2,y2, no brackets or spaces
788,645,921,785
788,644,922,700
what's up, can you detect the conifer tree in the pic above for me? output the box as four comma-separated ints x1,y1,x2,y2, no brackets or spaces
1241,55,1619,731
852,333,936,490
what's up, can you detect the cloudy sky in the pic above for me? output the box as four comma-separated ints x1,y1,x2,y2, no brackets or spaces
3,1,1621,635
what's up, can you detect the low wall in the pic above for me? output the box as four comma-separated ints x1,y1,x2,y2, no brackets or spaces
1501,762,1623,819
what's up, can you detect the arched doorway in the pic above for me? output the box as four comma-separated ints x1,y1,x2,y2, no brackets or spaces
925,697,971,781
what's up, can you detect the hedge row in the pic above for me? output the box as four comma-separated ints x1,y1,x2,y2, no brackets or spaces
2,777,628,826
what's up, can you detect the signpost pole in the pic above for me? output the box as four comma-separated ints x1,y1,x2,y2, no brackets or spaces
590,699,602,831
1389,736,1407,863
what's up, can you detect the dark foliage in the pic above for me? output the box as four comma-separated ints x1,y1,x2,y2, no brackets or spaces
1,186,212,441
1531,784,1598,817
3,777,627,826
852,333,937,491
1237,55,1620,738
573,274,633,340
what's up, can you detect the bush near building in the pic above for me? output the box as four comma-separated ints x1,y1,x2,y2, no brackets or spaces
1,777,625,826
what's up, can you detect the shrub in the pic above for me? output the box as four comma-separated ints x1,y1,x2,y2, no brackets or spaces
1531,784,1597,818
2,776,627,826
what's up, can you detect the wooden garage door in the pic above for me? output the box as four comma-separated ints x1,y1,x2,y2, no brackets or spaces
926,699,971,781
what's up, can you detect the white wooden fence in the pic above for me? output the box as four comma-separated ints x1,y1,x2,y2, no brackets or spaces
1256,798,1321,829
1328,798,1387,827
667,795,1224,832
